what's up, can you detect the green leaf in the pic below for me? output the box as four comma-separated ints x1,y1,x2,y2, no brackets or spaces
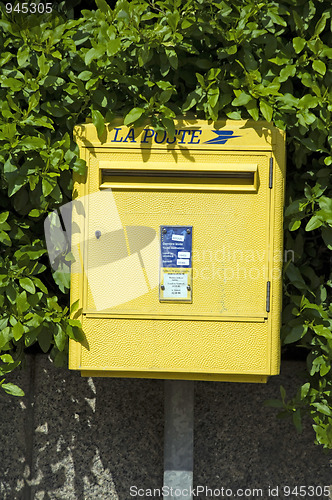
38,53,49,76
312,403,332,417
73,159,86,175
268,11,287,26
96,0,111,13
19,277,36,294
226,45,237,55
288,219,301,231
17,45,30,67
42,178,56,197
54,324,66,351
86,77,100,91
322,227,332,250
182,90,201,111
27,92,40,114
52,270,70,293
0,230,11,246
292,410,302,433
259,100,273,122
33,277,48,294
92,109,105,140
283,324,308,344
232,93,251,106
312,60,326,75
0,354,14,363
0,212,9,224
2,78,23,91
246,100,259,121
298,94,319,109
279,65,296,81
67,325,85,343
300,383,310,399
124,107,145,126
226,111,241,119
0,327,12,349
196,73,205,87
53,350,67,367
320,363,330,376
6,284,17,304
17,291,30,315
285,263,305,286
161,117,175,138
167,11,180,31
77,71,92,81
319,196,332,213
38,328,53,353
107,39,121,56
70,299,80,314
293,37,306,54
314,11,330,36
166,49,178,70
20,136,45,149
13,321,24,341
305,216,322,231
85,46,106,65
138,45,151,66
1,382,25,397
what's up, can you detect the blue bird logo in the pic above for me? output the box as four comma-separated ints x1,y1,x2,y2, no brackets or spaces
203,130,241,145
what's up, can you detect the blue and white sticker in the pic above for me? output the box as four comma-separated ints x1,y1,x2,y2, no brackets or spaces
160,226,192,268
160,225,193,302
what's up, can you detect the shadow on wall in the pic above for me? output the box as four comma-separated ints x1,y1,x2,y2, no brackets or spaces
1,354,163,500
1,356,332,500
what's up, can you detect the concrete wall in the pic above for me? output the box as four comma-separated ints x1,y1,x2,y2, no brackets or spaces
1,355,331,499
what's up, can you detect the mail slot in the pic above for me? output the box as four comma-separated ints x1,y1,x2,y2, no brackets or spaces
69,119,286,382
99,166,258,191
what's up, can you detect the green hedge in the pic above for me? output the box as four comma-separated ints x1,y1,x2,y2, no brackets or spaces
0,0,331,447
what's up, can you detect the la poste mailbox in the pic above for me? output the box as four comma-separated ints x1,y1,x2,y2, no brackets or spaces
69,119,285,383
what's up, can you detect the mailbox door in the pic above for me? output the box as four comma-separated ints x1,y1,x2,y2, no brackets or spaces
83,150,271,320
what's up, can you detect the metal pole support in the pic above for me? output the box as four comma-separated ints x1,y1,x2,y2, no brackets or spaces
163,380,194,500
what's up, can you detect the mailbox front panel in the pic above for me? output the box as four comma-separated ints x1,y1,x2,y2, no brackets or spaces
69,120,285,382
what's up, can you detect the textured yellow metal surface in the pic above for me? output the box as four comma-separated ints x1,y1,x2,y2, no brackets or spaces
80,317,269,372
69,119,286,382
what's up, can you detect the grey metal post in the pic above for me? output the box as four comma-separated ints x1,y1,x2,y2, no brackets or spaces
163,380,194,500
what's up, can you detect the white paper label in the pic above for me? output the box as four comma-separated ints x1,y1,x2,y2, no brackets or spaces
176,258,189,266
172,234,185,242
163,273,188,299
178,251,190,259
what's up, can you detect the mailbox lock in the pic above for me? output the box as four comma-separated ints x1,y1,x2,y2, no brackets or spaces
161,285,165,290
186,228,191,234
187,285,191,291
95,230,101,239
162,228,167,234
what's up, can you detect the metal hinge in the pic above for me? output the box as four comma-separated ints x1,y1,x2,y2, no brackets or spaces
266,281,271,312
269,157,273,189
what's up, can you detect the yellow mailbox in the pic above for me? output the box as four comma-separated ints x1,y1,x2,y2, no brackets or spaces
69,118,285,383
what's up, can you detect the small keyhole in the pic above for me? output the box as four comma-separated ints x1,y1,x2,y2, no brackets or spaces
95,230,101,239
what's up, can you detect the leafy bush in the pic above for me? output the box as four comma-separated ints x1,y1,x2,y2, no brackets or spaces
0,0,331,447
